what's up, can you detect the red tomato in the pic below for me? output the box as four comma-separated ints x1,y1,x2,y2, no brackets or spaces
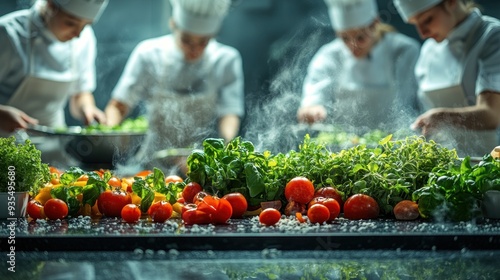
27,199,45,220
309,197,340,222
222,192,248,218
259,208,281,226
182,182,203,203
108,177,122,188
194,192,219,216
307,203,330,224
165,175,184,184
343,194,380,220
121,204,141,223
182,209,211,225
314,187,344,210
148,201,173,223
211,198,233,224
97,189,132,217
393,200,420,220
284,177,315,204
43,198,69,220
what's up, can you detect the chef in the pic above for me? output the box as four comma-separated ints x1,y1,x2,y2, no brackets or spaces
394,0,500,157
105,0,244,173
297,0,420,132
0,0,108,134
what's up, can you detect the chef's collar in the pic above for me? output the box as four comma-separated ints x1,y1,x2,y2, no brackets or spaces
447,8,481,44
30,4,59,43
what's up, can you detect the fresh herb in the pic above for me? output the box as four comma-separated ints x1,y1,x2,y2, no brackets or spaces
132,167,185,212
414,155,500,221
187,134,458,214
0,137,50,194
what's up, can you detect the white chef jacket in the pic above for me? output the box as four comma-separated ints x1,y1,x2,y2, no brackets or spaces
415,9,500,105
301,32,420,131
112,34,244,118
414,9,500,157
0,5,97,105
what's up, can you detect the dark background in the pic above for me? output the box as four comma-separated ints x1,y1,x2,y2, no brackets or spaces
1,0,499,150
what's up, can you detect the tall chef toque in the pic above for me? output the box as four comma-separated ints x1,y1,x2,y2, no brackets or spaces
324,0,378,31
52,0,108,21
170,0,231,35
393,0,443,22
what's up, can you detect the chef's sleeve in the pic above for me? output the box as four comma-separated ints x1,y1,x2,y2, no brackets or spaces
74,26,97,94
217,51,245,118
300,49,336,108
394,39,420,115
476,31,500,95
0,26,14,87
111,42,151,109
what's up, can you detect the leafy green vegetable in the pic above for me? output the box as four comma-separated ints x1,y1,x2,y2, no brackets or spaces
132,167,185,212
0,137,50,194
187,134,458,214
414,154,500,221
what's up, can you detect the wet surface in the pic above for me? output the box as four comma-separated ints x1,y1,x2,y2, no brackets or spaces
2,216,500,251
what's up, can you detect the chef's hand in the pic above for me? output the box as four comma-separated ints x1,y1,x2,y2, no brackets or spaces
70,92,107,125
80,105,107,126
297,105,327,124
0,105,38,132
411,108,445,136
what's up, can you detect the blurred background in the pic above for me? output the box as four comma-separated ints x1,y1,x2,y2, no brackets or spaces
1,0,500,151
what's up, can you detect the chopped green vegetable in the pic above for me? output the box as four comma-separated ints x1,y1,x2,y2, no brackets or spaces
0,137,50,194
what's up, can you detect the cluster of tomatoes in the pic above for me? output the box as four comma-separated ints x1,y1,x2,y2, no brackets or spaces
258,176,385,227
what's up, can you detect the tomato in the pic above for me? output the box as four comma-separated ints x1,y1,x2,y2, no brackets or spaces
314,186,344,210
27,200,45,220
108,177,122,188
222,192,248,219
309,197,340,222
121,204,141,223
343,194,380,220
284,177,315,204
135,170,152,178
97,188,132,217
194,192,219,216
182,209,211,225
393,200,420,220
148,201,173,223
182,182,203,203
284,201,306,216
259,208,281,226
43,198,69,220
211,198,233,224
165,175,183,184
307,203,330,224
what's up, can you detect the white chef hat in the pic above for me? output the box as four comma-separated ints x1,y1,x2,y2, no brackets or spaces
170,0,231,35
324,0,378,31
393,0,443,22
52,0,108,21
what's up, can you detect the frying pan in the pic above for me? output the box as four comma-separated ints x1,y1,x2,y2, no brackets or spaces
24,124,146,166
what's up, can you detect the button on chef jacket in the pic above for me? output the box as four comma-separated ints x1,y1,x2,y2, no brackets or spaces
0,6,97,110
111,34,244,153
301,32,420,132
415,9,500,156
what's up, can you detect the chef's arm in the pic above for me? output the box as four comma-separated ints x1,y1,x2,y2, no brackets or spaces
104,98,130,126
69,92,106,125
413,91,500,134
218,114,240,143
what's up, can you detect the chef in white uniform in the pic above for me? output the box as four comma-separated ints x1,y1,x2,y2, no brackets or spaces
297,0,420,132
105,0,244,173
394,0,500,157
0,0,108,134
